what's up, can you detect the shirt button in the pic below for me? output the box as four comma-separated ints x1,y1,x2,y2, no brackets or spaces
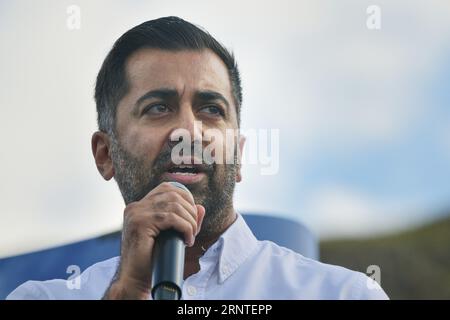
187,285,197,296
221,265,230,275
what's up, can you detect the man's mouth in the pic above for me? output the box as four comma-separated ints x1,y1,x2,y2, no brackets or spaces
167,165,200,175
163,163,209,184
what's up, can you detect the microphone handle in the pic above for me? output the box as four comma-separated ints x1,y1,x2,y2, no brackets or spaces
151,229,185,300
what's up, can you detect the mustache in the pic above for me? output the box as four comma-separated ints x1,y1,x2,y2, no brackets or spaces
151,143,215,175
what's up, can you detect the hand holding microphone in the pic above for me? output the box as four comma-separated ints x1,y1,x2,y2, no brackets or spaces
151,182,194,300
103,182,205,300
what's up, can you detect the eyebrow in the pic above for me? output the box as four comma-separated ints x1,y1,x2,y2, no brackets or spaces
133,88,178,114
194,90,230,110
133,88,230,115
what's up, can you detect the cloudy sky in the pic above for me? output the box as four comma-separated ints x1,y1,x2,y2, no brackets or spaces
1,0,449,257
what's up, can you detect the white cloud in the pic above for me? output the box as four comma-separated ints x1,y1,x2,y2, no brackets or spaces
302,185,419,239
238,0,450,151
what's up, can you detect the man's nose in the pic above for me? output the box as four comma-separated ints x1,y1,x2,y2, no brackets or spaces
168,105,202,146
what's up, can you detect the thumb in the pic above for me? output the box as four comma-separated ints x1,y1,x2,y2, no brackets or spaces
196,204,205,236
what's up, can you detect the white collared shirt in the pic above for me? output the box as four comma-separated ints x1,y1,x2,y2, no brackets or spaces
7,214,388,300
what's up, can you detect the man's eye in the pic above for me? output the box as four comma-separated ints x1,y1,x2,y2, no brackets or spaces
200,105,225,117
143,104,170,115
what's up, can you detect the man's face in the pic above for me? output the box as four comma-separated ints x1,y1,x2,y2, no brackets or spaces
109,48,243,237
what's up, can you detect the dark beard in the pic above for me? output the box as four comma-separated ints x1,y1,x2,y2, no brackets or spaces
109,135,238,238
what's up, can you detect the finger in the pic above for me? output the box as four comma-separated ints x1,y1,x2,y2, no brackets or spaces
148,182,196,207
195,204,205,236
155,212,195,246
164,202,197,236
150,192,198,233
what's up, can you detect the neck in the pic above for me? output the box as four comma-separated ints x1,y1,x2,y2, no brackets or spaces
183,207,237,279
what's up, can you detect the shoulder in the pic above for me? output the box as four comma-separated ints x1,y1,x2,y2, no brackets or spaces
254,240,389,299
6,256,120,300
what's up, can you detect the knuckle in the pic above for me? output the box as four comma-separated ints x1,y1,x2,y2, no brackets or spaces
160,182,173,189
166,191,181,201
185,222,194,234
152,200,168,211
153,211,166,223
170,202,184,213
123,202,138,216
127,212,143,226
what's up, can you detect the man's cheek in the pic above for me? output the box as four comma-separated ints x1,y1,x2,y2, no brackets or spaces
203,128,230,165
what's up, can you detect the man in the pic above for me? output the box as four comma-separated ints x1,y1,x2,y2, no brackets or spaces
7,16,388,299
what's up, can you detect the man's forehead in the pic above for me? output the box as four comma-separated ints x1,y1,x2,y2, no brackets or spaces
125,48,232,95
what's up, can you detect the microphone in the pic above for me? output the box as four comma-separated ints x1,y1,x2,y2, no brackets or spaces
151,181,191,300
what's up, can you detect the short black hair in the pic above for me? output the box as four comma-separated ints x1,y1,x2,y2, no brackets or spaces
94,16,242,135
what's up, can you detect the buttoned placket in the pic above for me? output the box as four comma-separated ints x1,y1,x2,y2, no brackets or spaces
181,242,221,300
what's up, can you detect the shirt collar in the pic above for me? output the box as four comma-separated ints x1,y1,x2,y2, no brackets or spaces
200,212,258,284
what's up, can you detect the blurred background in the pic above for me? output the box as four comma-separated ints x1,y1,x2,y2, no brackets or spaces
0,0,449,299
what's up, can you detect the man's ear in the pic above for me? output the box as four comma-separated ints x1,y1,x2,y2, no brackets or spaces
91,131,114,181
235,134,246,183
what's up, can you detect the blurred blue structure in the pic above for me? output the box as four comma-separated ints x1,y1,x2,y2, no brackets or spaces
0,213,318,299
